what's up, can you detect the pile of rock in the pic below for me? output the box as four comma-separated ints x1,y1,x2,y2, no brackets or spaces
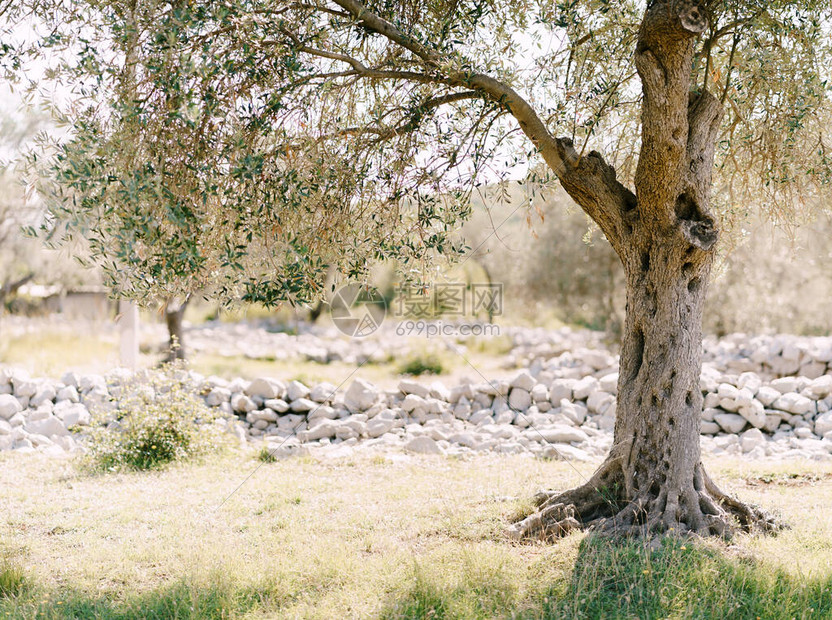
3,358,832,461
702,333,832,379
513,331,832,381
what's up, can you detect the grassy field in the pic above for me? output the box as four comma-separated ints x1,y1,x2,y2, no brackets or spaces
2,450,832,619
0,324,514,390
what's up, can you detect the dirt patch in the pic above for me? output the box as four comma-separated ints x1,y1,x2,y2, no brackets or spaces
743,472,832,487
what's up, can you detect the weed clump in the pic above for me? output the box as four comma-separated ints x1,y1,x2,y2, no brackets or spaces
84,367,228,472
398,353,445,376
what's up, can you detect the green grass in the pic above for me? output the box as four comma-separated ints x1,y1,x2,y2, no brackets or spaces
1,453,831,618
397,353,446,376
0,561,27,599
0,331,120,376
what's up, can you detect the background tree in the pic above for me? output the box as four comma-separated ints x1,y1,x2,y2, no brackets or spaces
10,0,832,538
0,98,95,311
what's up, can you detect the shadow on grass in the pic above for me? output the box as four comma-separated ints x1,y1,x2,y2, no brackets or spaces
380,536,832,620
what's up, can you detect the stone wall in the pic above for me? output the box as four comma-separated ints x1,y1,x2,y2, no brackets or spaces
2,331,832,461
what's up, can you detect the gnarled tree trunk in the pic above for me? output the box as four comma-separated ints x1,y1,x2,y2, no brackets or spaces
509,0,780,540
164,297,189,362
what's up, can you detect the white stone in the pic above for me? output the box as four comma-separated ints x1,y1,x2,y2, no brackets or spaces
428,381,451,402
79,374,106,393
717,383,739,401
737,399,766,429
309,382,337,402
264,398,290,413
289,398,317,412
24,415,69,437
772,393,814,416
60,403,91,427
29,407,51,422
13,379,38,398
530,384,549,403
815,412,832,437
700,420,720,434
334,426,358,441
701,407,718,422
401,394,426,413
736,372,762,395
0,394,22,420
245,378,286,400
404,436,443,455
277,413,306,431
755,386,780,407
740,428,766,453
286,380,310,402
344,379,379,412
61,371,80,388
301,420,337,441
586,390,614,415
572,376,599,400
541,443,591,461
714,412,747,434
509,370,536,392
771,377,799,394
56,385,80,403
307,406,337,422
469,409,494,425
28,433,53,447
559,399,587,425
247,409,279,423
367,417,395,438
599,373,618,394
734,387,755,409
526,425,588,444
799,361,826,380
549,379,575,404
398,379,430,398
806,375,832,400
31,384,57,407
453,397,471,421
231,393,256,413
447,432,480,449
205,387,231,407
508,388,531,411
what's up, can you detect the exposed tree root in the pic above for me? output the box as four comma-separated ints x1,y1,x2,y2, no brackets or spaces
507,460,785,542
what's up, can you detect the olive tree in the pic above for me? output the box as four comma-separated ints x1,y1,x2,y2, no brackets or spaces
11,0,832,538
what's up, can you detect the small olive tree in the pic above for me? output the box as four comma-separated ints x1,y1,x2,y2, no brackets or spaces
7,0,832,538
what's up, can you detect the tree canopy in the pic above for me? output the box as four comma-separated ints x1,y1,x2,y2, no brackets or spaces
4,0,830,305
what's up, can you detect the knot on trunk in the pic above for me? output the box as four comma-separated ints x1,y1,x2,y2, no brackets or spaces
643,1,708,40
675,191,718,250
677,1,708,34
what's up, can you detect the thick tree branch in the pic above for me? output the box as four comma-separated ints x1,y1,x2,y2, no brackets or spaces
326,0,636,248
678,90,723,251
634,0,708,235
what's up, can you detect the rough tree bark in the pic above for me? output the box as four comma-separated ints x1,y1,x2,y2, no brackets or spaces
508,0,780,540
